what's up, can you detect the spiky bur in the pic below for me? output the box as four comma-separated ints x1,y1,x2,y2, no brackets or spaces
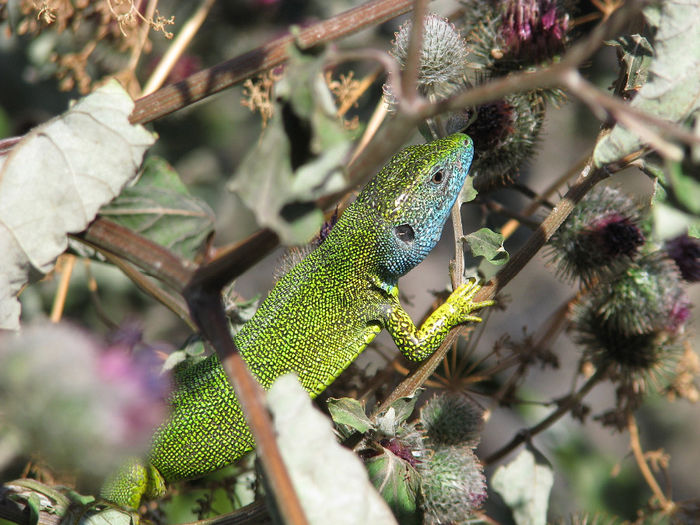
417,394,487,522
383,13,469,111
572,252,691,399
548,186,646,284
665,233,700,282
419,392,484,447
0,323,168,485
418,445,487,524
461,0,571,74
446,91,547,192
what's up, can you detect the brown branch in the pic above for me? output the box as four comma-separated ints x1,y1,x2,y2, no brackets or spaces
182,279,307,525
75,217,194,292
129,0,414,124
484,365,609,465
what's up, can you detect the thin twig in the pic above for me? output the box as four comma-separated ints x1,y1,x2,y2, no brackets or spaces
50,254,76,323
501,150,591,239
375,160,611,413
142,0,217,96
400,0,429,105
561,70,697,159
130,0,414,124
99,248,197,331
628,413,675,512
127,0,158,73
484,365,609,465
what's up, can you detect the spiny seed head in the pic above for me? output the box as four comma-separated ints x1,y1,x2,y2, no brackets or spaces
594,253,686,336
572,252,690,387
420,393,483,447
548,186,646,284
419,444,487,524
461,0,570,75
467,91,546,192
500,0,569,63
384,13,469,110
665,233,700,282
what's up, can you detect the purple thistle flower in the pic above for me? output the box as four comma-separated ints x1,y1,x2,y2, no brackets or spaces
500,0,569,64
665,233,700,282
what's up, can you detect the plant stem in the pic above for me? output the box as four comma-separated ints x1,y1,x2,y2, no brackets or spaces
130,0,414,124
628,413,675,512
484,365,609,465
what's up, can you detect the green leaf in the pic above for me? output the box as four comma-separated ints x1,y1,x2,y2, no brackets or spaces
594,1,700,167
228,45,352,245
650,175,700,241
100,156,215,261
464,227,509,265
327,397,375,434
374,392,421,437
365,451,422,525
267,374,397,525
667,160,700,214
459,176,478,204
162,338,206,372
388,393,421,426
0,80,155,330
491,448,553,525
608,34,654,95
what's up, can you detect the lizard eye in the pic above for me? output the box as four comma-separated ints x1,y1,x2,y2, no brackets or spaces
431,170,444,185
394,224,415,245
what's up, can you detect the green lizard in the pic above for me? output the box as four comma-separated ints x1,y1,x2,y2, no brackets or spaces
101,132,494,508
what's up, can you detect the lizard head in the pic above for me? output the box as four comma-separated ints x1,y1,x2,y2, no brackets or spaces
355,133,474,278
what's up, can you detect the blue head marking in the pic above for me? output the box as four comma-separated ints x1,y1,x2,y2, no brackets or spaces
354,133,474,279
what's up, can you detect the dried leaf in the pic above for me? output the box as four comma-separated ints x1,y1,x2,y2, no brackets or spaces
267,374,397,525
594,2,700,166
0,81,155,329
228,46,351,245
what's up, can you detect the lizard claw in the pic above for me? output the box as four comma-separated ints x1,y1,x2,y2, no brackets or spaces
450,278,495,323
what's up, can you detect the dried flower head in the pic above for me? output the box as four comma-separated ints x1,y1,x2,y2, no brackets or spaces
500,0,569,63
572,252,690,390
468,91,546,192
420,393,483,447
548,186,646,284
665,233,700,282
384,13,469,110
462,0,570,74
0,323,169,485
419,444,487,523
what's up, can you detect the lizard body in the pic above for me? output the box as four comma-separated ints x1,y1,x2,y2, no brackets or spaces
101,133,493,508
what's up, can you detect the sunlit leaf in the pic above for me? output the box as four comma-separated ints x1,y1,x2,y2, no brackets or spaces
267,374,397,525
464,227,509,265
594,2,700,166
0,81,155,329
492,448,553,525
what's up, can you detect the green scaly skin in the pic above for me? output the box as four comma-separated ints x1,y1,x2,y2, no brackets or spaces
101,133,494,508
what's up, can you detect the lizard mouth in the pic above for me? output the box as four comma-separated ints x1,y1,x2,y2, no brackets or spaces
394,224,415,245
